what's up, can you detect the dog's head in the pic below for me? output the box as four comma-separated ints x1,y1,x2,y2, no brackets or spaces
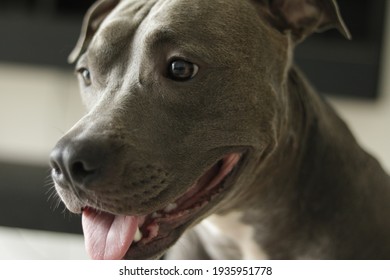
50,0,349,259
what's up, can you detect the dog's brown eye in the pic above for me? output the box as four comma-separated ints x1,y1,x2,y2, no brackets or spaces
168,60,199,81
78,68,92,86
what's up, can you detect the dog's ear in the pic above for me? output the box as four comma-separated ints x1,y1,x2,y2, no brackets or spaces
257,0,351,43
68,0,120,64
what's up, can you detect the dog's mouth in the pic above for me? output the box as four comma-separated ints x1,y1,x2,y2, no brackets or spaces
81,152,243,260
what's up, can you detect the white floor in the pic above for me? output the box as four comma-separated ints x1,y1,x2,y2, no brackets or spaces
0,226,87,260
0,5,389,260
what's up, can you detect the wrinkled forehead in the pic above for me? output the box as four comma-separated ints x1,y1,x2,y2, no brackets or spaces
99,0,259,34
89,0,272,66
144,0,265,47
88,0,156,57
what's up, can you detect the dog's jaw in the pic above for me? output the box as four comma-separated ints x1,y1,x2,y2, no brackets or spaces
78,153,243,260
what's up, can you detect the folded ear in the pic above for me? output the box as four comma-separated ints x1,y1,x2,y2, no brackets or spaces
263,0,351,43
68,0,120,64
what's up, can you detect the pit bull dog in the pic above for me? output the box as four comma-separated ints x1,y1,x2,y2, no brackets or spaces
50,0,390,259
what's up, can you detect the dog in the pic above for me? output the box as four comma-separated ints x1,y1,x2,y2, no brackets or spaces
50,0,390,259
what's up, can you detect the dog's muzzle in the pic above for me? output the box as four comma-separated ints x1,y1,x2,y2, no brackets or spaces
50,134,244,259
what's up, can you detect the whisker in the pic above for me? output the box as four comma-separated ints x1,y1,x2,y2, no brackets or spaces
46,186,62,211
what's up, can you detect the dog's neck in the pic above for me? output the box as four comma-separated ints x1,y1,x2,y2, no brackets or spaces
225,66,390,258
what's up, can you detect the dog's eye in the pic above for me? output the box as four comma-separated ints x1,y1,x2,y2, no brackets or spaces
77,68,92,86
168,60,199,81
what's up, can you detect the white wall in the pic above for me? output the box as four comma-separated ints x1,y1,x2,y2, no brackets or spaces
0,64,84,165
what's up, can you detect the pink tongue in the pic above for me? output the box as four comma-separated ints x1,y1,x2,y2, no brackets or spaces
82,208,138,260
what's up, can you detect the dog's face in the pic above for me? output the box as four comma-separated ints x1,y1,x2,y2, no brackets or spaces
51,0,349,259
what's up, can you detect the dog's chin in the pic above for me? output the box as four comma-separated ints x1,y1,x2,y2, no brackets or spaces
78,152,245,260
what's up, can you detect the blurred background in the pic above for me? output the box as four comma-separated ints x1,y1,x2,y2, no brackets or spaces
0,0,389,259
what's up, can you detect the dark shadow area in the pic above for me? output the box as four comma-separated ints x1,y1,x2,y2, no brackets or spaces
0,162,82,234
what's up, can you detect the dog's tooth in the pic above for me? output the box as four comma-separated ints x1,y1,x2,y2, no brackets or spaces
164,203,177,213
134,227,143,243
151,212,161,218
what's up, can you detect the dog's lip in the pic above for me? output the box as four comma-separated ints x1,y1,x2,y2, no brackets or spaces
123,151,245,259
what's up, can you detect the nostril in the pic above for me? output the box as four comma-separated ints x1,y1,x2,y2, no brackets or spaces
49,149,64,177
52,162,62,176
53,164,62,176
51,137,108,188
71,160,98,183
49,149,68,188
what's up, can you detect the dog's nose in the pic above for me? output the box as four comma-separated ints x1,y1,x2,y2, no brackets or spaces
50,138,107,189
